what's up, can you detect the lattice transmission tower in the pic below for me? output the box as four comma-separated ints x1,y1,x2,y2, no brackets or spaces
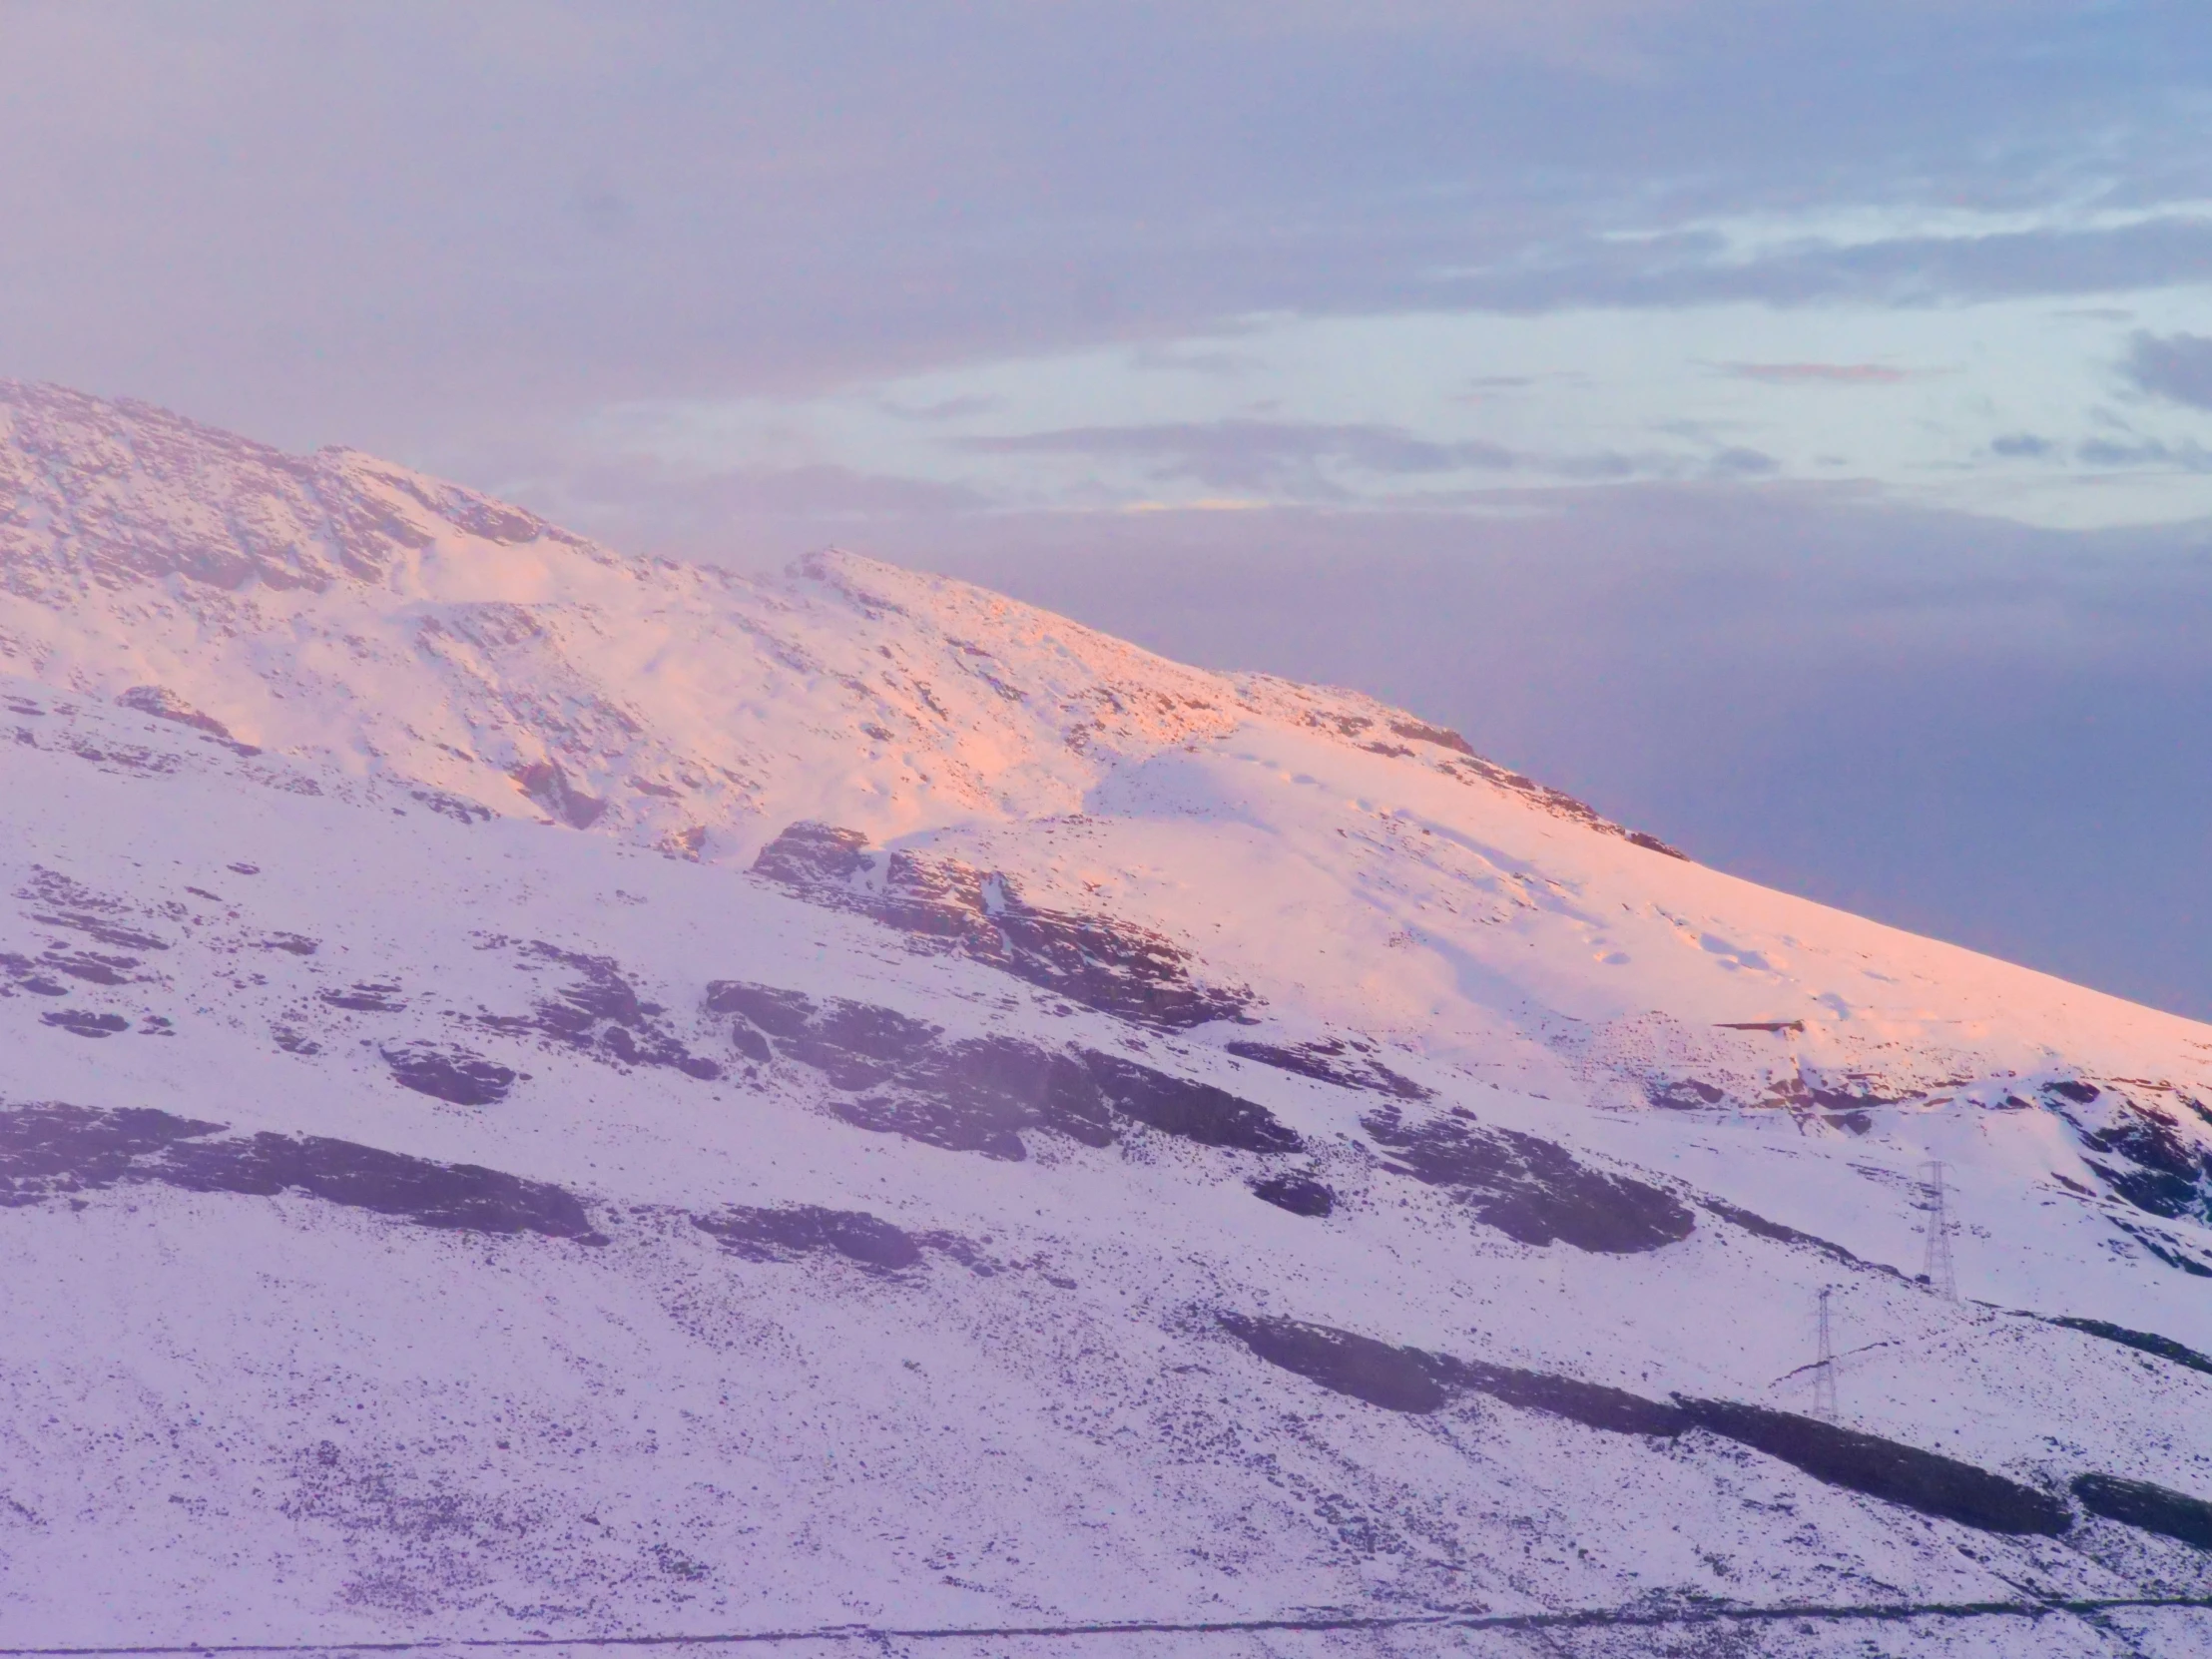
1811,1287,1839,1419
1921,1160,1957,1301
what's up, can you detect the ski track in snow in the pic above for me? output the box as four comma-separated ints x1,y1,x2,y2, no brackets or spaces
5,381,2212,1654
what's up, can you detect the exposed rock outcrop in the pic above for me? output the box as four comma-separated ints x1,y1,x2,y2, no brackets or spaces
753,822,1254,1028
705,978,1299,1161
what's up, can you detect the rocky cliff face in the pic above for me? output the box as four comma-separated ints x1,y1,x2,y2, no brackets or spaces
5,385,2212,1652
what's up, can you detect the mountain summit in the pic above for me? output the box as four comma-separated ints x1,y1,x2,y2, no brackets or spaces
5,382,2212,1652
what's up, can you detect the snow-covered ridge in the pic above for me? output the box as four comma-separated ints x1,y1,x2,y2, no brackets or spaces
9,383,2212,1651
0,378,1672,863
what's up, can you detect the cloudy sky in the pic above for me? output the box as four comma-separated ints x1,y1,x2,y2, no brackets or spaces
5,0,2211,1011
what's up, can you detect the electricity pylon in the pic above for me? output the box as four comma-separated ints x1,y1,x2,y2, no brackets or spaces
1811,1287,1839,1419
1921,1160,1957,1301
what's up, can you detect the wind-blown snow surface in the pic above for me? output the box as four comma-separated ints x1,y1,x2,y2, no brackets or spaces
6,381,2212,1655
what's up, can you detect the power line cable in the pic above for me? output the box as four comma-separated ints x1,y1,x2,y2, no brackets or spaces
6,1593,2212,1655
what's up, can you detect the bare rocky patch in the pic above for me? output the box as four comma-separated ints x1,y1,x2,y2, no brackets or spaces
1363,1104,1695,1254
1226,1037,1431,1100
38,1009,130,1037
753,822,1253,1028
409,788,493,825
2043,1078,2212,1224
1222,1314,2074,1538
521,943,721,1081
40,947,143,985
512,760,607,830
114,685,259,754
1698,1196,1902,1278
0,1101,603,1241
2046,1315,2212,1378
1646,1078,1728,1111
1085,1051,1302,1152
322,982,406,1012
692,1204,924,1273
17,866,173,952
1674,1397,2071,1537
705,978,1299,1161
379,1044,518,1106
0,953,70,996
1251,1171,1336,1217
2072,1473,2212,1549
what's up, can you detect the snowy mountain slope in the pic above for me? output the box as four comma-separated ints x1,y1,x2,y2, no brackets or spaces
0,380,1674,862
7,384,2212,1653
